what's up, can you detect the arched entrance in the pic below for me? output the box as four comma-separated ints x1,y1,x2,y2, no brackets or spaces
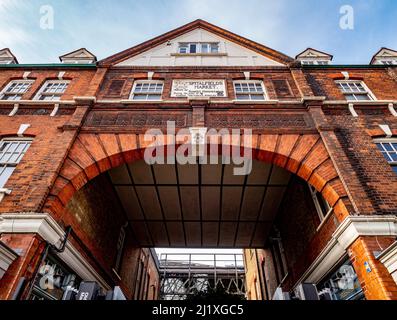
30,132,356,300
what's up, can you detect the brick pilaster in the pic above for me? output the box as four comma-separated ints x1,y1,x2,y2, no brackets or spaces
348,236,397,300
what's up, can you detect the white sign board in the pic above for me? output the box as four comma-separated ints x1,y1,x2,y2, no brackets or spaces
171,80,227,98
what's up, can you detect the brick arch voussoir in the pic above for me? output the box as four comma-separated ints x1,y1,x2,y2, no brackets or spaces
45,140,350,222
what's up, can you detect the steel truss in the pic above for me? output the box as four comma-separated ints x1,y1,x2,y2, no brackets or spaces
158,253,246,300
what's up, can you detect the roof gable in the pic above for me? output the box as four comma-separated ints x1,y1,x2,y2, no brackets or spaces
295,48,333,60
59,48,97,63
0,48,18,64
99,19,293,67
371,47,397,64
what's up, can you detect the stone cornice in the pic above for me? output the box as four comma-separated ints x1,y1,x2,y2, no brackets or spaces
0,213,110,290
294,215,397,287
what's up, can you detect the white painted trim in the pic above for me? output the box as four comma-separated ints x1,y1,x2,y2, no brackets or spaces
129,79,164,101
348,103,358,117
388,103,397,117
50,104,59,117
379,124,393,138
323,100,397,105
0,241,18,278
294,215,397,287
22,72,31,80
33,80,70,101
341,71,349,80
0,213,110,290
0,100,75,106
0,188,12,203
17,124,30,136
379,242,397,284
8,104,19,117
57,71,65,80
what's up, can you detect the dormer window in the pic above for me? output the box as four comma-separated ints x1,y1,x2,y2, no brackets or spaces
378,59,397,66
296,48,333,66
178,43,219,54
0,48,18,65
370,48,397,65
59,48,97,64
300,60,329,66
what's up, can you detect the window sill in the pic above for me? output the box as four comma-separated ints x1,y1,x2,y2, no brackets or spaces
171,53,227,57
120,99,163,104
0,188,12,203
232,99,279,104
0,99,75,105
323,100,397,105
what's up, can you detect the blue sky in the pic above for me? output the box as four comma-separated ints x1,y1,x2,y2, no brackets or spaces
1,0,396,64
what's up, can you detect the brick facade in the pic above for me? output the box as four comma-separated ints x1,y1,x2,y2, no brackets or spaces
1,20,397,300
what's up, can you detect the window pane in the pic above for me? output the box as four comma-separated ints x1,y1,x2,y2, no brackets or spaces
392,166,397,174
390,153,397,162
344,94,356,100
376,143,385,151
382,151,393,162
383,143,393,151
236,94,248,100
210,43,219,53
190,44,197,53
250,94,265,100
201,43,209,53
132,94,146,100
355,94,371,101
148,94,161,100
0,166,15,188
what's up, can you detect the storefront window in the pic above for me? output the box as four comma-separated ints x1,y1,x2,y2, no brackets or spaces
30,254,81,300
317,259,364,300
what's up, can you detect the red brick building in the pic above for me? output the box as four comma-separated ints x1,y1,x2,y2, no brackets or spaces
0,20,397,300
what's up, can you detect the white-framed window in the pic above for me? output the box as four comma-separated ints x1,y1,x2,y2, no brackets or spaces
0,138,32,188
301,60,329,65
233,80,267,101
130,80,164,101
336,80,375,101
375,138,397,174
308,183,332,222
178,42,219,54
34,80,70,101
0,80,34,101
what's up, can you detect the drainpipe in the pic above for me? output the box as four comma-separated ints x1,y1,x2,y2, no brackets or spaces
21,226,72,300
